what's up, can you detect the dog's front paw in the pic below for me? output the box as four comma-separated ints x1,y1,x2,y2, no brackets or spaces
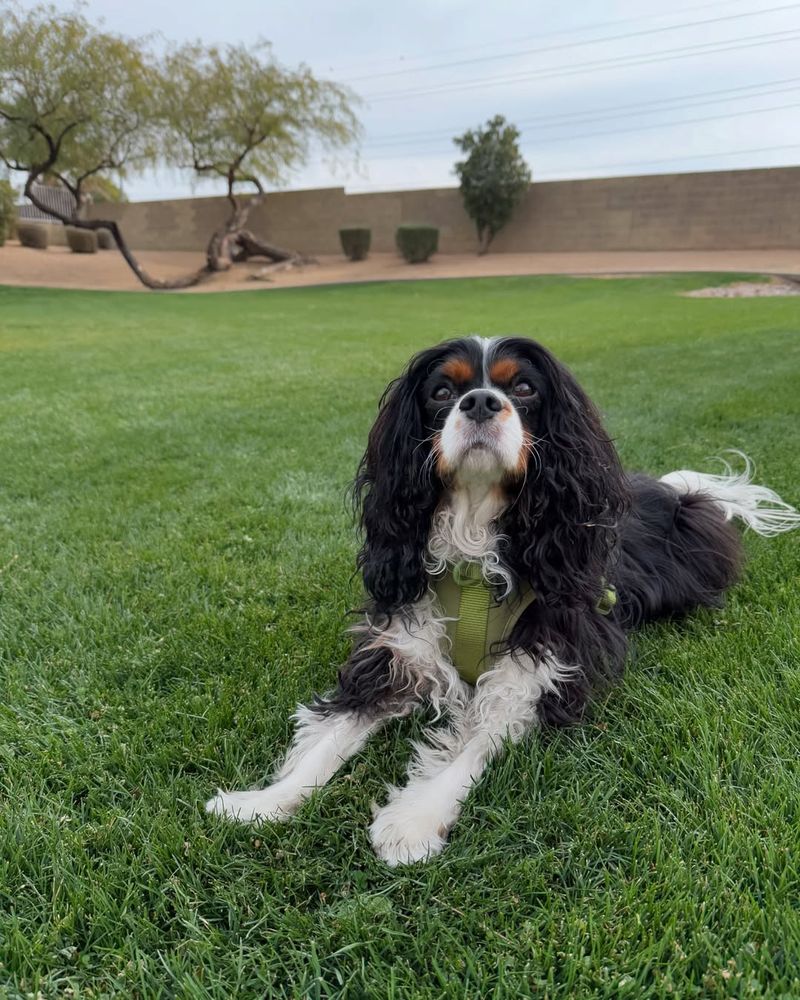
205,785,298,824
369,796,449,866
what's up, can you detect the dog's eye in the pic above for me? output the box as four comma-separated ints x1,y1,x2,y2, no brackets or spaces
513,380,535,397
432,385,453,402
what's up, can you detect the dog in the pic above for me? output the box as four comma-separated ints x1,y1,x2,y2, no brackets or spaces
207,336,799,865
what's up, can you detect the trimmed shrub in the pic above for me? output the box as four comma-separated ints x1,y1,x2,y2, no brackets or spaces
396,224,439,264
17,221,49,249
0,179,16,247
66,226,99,253
339,227,371,261
96,228,114,250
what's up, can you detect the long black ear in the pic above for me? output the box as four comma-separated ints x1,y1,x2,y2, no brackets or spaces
353,344,452,614
497,338,629,607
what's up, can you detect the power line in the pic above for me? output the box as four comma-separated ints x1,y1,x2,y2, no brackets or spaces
319,0,758,78
360,99,800,162
361,77,800,148
344,3,800,83
362,29,800,102
343,143,800,192
520,99,800,147
535,143,800,178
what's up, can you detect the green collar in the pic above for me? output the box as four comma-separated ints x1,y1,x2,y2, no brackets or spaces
433,561,617,686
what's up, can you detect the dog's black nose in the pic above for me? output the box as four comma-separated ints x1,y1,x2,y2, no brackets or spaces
459,390,503,423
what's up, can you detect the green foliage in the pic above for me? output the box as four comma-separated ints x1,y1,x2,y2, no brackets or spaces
454,114,532,253
84,175,128,204
339,227,371,261
157,41,360,199
96,227,114,249
395,223,439,263
0,4,158,211
65,226,98,253
16,220,48,248
0,176,15,244
0,276,798,997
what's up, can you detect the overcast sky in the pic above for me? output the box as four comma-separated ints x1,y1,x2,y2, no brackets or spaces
43,0,800,201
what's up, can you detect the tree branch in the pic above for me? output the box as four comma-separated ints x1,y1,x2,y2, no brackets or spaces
23,172,210,290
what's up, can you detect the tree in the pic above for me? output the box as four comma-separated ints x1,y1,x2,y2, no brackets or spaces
81,175,128,204
158,41,360,273
0,3,188,287
453,115,531,255
0,5,360,289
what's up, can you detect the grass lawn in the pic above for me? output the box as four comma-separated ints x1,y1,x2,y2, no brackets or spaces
0,274,798,999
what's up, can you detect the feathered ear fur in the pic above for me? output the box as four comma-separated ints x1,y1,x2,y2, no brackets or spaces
353,344,453,614
497,338,629,608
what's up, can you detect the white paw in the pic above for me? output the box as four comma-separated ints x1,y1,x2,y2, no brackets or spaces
205,785,298,824
369,798,450,866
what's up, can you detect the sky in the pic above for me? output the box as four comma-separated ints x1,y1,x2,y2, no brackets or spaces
41,0,800,202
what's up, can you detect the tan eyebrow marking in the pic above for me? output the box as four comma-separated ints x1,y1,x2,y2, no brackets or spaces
441,357,475,383
489,358,520,384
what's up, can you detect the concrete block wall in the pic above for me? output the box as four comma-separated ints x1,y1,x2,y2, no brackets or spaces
85,166,800,254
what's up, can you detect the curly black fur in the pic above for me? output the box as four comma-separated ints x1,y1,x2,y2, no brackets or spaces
352,341,458,614
311,634,408,718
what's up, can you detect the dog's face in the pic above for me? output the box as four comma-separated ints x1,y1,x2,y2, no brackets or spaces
420,337,543,480
355,335,627,612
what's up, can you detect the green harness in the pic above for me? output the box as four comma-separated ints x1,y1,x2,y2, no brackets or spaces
432,561,617,685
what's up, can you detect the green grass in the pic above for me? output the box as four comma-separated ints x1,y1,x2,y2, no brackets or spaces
0,274,798,999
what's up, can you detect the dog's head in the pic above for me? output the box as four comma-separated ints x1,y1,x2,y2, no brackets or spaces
355,336,628,614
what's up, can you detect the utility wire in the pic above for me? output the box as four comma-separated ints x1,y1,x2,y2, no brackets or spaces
361,98,800,160
362,29,800,102
344,3,800,83
344,143,800,191
320,0,758,77
362,77,800,148
535,143,800,178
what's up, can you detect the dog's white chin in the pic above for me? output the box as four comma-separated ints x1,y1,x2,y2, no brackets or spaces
455,444,507,478
440,403,526,480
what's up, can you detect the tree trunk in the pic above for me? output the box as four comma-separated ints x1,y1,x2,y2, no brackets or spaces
477,226,492,256
24,175,209,290
26,171,308,289
205,188,307,271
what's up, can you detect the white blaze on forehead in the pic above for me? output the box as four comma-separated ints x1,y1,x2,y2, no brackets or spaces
470,335,497,383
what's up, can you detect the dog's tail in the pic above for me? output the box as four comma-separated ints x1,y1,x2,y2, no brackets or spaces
660,451,800,537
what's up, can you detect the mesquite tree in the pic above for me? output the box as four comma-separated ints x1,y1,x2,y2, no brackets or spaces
0,3,194,288
158,41,360,272
454,115,532,255
1,5,360,288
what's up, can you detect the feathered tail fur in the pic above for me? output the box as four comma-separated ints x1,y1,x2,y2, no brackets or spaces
660,451,800,537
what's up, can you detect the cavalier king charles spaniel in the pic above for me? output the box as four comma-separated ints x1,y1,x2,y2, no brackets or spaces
207,336,799,865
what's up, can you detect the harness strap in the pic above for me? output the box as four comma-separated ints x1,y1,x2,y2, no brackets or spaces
434,560,617,686
449,561,494,680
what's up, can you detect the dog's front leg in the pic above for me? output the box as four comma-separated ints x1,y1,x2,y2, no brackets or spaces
206,637,416,824
205,703,386,823
369,653,570,865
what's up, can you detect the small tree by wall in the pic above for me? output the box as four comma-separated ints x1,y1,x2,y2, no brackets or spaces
158,41,360,273
453,115,531,255
0,176,15,244
1,4,361,289
0,3,185,287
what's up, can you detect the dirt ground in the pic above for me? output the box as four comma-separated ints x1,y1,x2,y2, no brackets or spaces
0,242,798,293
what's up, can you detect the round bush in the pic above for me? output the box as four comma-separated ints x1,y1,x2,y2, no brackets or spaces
17,222,49,249
66,226,98,254
396,224,439,264
339,227,371,261
96,228,114,250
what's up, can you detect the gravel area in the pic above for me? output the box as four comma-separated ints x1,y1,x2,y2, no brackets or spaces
685,280,800,298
